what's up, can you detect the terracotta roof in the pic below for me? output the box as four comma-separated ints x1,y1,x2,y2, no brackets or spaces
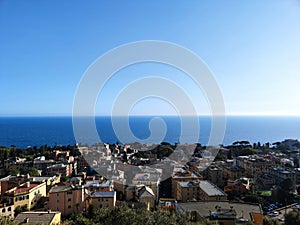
10,183,39,194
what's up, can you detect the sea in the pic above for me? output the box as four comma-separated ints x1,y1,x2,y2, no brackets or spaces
0,116,299,148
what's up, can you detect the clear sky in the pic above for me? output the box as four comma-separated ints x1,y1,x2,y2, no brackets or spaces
1,0,300,116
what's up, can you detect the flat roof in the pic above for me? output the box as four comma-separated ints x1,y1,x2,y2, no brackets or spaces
91,191,115,198
177,201,262,222
49,185,83,193
14,211,61,225
199,181,226,196
178,181,199,188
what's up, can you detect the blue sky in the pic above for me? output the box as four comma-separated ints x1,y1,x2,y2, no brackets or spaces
1,0,300,116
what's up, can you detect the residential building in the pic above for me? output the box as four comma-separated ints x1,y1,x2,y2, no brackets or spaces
84,180,113,192
176,180,227,202
44,163,72,177
0,204,14,218
4,181,46,210
87,191,116,209
256,173,274,189
125,184,143,201
138,186,155,209
198,181,227,201
237,155,274,179
30,176,60,193
224,178,250,195
158,198,177,210
177,201,263,225
222,166,245,181
207,165,224,187
172,167,201,199
269,167,295,188
33,159,56,171
48,185,85,217
14,211,61,225
132,171,160,199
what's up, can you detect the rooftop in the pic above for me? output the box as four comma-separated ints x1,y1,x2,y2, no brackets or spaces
139,186,155,198
178,181,199,188
49,185,83,193
91,191,115,198
14,211,61,225
7,183,40,195
177,201,262,222
133,173,160,181
199,181,226,196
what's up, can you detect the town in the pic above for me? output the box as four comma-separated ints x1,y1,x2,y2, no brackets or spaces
0,139,300,224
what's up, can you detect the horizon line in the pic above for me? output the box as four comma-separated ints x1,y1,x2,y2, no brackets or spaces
0,113,300,117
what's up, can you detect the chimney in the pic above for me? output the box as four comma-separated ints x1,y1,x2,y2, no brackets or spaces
26,181,30,188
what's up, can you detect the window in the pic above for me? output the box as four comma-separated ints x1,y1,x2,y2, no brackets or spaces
68,198,71,202
57,193,59,197
2,209,5,213
98,199,100,202
7,207,11,212
57,200,59,203
68,205,71,209
67,191,72,195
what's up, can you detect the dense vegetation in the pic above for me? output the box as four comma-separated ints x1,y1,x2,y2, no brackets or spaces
64,205,219,225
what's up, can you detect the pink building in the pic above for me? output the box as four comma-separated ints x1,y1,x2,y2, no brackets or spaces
48,185,85,217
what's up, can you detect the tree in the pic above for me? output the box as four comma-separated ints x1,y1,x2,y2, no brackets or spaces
263,217,280,225
8,169,20,175
0,216,16,225
20,167,39,176
285,209,300,225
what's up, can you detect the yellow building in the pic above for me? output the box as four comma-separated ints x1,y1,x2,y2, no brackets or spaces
87,191,116,209
176,180,227,202
5,181,46,210
14,211,61,225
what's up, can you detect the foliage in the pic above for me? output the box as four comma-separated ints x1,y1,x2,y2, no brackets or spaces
14,205,28,217
263,217,280,225
0,217,16,225
285,209,300,225
8,169,20,175
20,167,39,176
243,194,262,204
64,205,215,225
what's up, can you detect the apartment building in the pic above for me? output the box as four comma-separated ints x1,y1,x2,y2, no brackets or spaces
269,167,295,188
237,155,274,179
172,167,201,199
5,181,46,210
176,180,227,202
87,191,116,209
48,185,85,217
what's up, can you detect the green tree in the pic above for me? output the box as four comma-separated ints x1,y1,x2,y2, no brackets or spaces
8,168,20,175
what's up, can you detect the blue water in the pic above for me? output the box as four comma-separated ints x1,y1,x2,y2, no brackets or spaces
0,116,299,148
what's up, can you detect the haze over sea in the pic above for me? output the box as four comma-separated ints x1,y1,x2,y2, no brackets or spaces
0,116,299,148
